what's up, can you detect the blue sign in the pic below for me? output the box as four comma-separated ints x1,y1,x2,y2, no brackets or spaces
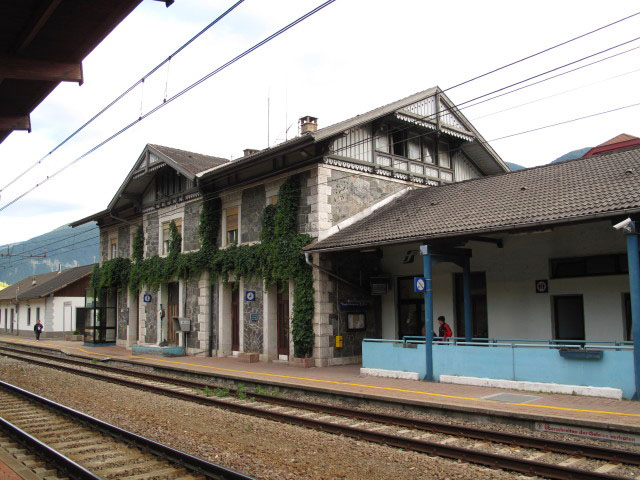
245,291,256,302
143,293,152,303
414,277,427,293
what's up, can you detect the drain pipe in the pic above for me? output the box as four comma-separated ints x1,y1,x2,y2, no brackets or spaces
304,252,368,295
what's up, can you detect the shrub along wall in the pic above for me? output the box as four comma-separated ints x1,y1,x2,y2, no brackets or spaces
90,176,315,358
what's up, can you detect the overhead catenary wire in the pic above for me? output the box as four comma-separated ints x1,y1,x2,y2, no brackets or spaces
0,0,246,195
0,0,338,215
4,96,640,273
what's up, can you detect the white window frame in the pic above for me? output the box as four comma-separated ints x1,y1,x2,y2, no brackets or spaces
158,211,184,257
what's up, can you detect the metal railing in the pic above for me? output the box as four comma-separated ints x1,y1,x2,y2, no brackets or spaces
363,337,633,351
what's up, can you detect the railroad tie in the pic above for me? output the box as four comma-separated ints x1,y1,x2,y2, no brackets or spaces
558,456,584,467
594,463,620,474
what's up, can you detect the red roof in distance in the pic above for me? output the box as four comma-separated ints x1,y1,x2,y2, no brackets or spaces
583,133,640,157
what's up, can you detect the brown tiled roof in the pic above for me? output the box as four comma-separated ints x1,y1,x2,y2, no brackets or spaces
306,145,640,252
18,264,95,300
0,271,59,301
149,144,228,175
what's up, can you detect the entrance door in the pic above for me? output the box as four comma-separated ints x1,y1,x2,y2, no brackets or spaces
75,308,86,335
277,283,290,357
167,282,179,345
454,272,488,339
397,277,424,339
10,309,14,333
554,295,585,341
231,287,240,351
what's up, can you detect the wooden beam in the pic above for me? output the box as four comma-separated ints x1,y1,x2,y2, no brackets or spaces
0,57,83,84
14,0,63,54
0,115,31,132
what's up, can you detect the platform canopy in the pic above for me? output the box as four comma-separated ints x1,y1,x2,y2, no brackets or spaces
0,0,172,144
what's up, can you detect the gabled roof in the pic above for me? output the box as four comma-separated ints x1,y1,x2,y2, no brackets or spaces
306,144,640,252
198,87,509,179
583,134,640,157
148,144,229,176
17,264,94,300
0,271,59,302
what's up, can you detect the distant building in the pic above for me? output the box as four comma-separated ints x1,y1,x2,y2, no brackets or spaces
0,265,94,339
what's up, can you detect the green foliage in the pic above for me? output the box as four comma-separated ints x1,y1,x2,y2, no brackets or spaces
132,225,144,263
90,176,315,357
236,383,248,400
213,387,230,397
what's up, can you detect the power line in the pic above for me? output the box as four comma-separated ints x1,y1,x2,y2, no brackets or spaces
0,0,245,195
443,10,640,92
5,93,640,273
0,0,337,215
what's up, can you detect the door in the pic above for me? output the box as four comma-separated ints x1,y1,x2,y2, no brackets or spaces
231,287,240,351
10,309,14,333
454,272,488,339
64,303,72,333
554,295,585,341
397,277,424,339
75,308,86,335
167,283,179,345
277,283,290,357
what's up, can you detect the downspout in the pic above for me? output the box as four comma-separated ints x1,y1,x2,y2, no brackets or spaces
304,252,369,295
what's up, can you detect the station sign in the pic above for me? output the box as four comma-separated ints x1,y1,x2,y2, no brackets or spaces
245,291,256,302
414,277,427,293
143,293,152,303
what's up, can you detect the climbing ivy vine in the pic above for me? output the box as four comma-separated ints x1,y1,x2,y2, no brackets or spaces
91,176,315,358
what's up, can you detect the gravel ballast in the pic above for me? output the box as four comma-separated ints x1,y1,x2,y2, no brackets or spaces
0,357,530,479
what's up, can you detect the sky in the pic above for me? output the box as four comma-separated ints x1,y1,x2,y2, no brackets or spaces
1,0,639,246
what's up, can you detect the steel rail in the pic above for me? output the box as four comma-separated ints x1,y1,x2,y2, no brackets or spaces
0,346,634,480
1,345,637,466
0,416,104,480
0,380,255,480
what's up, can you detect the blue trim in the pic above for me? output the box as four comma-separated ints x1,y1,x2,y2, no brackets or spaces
422,249,433,381
625,226,640,399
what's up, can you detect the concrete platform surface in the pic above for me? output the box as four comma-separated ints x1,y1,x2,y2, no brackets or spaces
2,335,640,433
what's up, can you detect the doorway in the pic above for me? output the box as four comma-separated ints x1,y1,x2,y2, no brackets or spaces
454,272,488,339
397,277,424,339
167,282,179,345
63,302,72,333
277,282,290,357
553,295,585,341
231,287,240,352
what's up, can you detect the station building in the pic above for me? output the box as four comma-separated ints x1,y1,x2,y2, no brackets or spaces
0,264,93,339
71,88,640,398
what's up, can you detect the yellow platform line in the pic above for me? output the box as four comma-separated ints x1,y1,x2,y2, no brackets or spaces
3,337,640,418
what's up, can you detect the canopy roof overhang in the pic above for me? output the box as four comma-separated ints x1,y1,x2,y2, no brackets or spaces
0,0,172,144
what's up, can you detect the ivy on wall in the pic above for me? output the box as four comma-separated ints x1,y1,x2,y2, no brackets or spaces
91,176,315,358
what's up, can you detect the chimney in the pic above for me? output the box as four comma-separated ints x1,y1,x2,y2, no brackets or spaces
243,148,260,157
299,116,318,134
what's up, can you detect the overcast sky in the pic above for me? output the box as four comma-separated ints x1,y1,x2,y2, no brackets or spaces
1,0,639,246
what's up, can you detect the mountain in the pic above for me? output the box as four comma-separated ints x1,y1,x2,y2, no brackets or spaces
0,222,98,285
551,147,591,164
506,161,525,171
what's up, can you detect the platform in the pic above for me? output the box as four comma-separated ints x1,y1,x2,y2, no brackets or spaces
2,335,640,437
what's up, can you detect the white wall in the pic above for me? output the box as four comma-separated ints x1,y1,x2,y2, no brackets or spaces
51,296,86,333
377,220,629,341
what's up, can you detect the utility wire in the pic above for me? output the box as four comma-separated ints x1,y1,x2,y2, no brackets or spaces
0,0,245,195
4,96,640,272
0,0,337,215
443,10,640,92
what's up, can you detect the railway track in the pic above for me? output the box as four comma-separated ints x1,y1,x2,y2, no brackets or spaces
2,344,639,479
0,379,254,480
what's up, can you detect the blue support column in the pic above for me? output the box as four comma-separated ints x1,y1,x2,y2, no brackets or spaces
625,225,640,400
463,257,473,343
420,245,434,381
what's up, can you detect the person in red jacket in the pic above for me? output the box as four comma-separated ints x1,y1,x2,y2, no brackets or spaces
437,316,452,341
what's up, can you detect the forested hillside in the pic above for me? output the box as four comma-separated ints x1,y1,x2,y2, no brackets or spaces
0,222,98,285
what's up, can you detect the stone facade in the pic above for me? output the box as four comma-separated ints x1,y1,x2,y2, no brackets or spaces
243,279,263,353
144,288,158,343
183,201,201,252
329,168,407,224
185,277,200,349
144,212,159,257
241,185,266,243
100,232,109,263
117,288,128,341
117,226,130,258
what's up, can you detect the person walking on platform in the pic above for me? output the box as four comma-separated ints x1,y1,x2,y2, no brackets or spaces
437,316,452,341
34,320,43,341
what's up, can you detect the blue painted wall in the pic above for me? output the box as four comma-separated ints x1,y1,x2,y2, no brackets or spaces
362,341,635,398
